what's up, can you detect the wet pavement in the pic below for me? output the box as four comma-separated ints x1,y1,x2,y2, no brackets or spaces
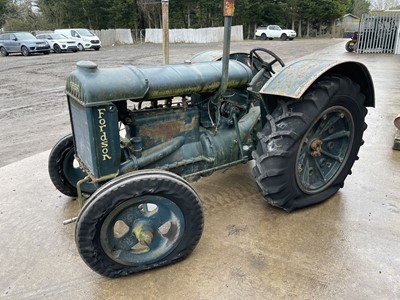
0,40,399,299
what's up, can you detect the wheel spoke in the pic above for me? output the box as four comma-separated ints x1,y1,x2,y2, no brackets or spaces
152,203,179,229
315,114,341,136
322,130,350,142
313,158,326,183
117,206,143,226
321,149,344,163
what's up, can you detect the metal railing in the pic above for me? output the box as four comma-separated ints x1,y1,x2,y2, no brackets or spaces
357,13,400,54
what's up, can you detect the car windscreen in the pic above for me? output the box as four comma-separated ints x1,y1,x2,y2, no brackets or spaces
76,29,95,37
14,32,36,40
50,34,67,39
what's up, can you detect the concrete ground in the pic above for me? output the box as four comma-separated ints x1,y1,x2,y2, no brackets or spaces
0,41,399,299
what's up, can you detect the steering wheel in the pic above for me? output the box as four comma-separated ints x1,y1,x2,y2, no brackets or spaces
249,48,285,74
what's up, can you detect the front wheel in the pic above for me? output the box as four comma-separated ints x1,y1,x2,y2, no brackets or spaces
77,44,85,51
261,33,267,40
21,46,30,56
252,75,367,211
54,44,62,53
280,33,287,41
75,170,204,277
48,134,97,197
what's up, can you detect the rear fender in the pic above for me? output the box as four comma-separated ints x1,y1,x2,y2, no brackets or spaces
260,59,375,107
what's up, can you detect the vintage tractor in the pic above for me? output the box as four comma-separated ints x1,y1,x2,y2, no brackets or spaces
48,1,374,277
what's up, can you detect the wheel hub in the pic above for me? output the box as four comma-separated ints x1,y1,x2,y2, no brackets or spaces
310,139,323,157
133,221,154,247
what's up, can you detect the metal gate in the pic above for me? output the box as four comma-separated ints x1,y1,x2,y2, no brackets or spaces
357,13,400,54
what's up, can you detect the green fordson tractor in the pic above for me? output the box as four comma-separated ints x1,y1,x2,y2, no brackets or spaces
48,1,374,277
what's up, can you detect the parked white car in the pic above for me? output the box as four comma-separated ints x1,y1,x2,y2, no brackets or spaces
54,29,101,51
36,33,78,53
255,25,297,41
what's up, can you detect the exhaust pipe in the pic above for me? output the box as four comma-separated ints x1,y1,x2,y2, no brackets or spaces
211,0,235,105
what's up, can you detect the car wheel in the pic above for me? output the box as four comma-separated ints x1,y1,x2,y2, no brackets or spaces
94,48,100,51
268,38,273,40
43,51,50,55
21,46,30,56
78,44,85,51
0,46,9,57
261,33,267,40
280,33,288,41
54,44,62,53
289,38,294,41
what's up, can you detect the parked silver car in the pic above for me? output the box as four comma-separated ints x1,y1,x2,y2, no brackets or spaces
0,32,50,56
36,33,78,53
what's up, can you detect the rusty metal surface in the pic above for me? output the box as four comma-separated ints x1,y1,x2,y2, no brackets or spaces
67,60,252,107
260,59,374,104
223,0,235,17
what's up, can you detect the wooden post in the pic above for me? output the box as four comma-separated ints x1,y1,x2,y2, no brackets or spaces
162,0,169,64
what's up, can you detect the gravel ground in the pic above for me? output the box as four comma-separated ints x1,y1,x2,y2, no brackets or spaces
0,38,344,167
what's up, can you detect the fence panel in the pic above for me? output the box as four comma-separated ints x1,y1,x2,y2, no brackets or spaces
145,26,243,43
357,14,400,54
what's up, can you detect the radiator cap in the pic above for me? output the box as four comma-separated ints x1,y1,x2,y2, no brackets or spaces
76,61,98,70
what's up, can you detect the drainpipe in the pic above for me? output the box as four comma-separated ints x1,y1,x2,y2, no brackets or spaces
211,0,235,105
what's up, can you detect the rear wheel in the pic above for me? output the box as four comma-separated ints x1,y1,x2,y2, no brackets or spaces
75,170,204,277
345,40,355,52
252,75,367,211
0,46,8,57
21,46,30,56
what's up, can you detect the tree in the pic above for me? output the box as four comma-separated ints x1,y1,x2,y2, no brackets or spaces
348,0,371,17
0,0,12,28
370,0,400,9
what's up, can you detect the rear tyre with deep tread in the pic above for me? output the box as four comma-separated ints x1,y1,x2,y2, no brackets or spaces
252,75,367,211
75,170,204,277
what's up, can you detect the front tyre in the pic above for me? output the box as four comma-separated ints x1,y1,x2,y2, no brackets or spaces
75,170,204,277
21,46,30,56
54,44,62,53
48,134,97,197
252,75,367,211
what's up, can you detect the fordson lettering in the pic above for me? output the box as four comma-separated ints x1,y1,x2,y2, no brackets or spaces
98,108,112,160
